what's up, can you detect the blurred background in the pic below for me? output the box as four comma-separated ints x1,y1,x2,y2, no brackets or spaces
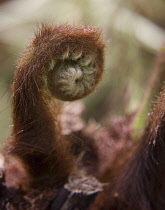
0,0,165,144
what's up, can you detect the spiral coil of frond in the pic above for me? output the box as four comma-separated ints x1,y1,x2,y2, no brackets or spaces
37,25,106,101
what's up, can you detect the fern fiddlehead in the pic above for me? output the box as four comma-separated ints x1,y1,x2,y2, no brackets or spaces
6,24,105,187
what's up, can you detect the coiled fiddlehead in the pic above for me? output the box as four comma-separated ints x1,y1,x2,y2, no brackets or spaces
6,24,105,188
44,25,105,101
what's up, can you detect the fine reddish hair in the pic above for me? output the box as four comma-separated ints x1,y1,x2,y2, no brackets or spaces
5,24,105,189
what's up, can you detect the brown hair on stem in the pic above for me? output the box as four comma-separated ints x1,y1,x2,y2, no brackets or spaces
5,24,105,188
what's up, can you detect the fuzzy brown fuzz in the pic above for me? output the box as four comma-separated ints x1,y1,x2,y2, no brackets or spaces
5,24,105,188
